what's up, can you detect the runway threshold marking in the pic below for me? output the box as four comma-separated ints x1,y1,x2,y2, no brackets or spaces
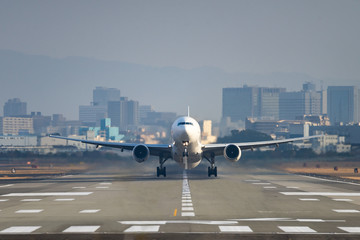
219,226,253,233
278,226,317,233
0,226,41,233
124,225,160,233
338,227,360,233
63,226,100,233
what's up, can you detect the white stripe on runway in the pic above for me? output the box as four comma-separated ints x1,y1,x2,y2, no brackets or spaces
252,183,271,185
16,209,43,213
54,198,75,201
0,226,41,233
21,199,42,202
299,198,320,201
182,203,193,206
219,226,253,232
333,199,353,202
0,199,9,202
281,192,360,196
63,226,100,233
182,199,192,203
2,192,92,197
124,225,160,233
278,226,316,233
338,227,360,233
119,220,238,225
182,207,194,211
0,184,14,188
264,186,277,189
333,209,360,213
181,212,195,217
79,209,100,213
297,219,324,222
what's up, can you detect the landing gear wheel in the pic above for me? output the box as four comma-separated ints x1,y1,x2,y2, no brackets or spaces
208,166,217,177
157,166,166,177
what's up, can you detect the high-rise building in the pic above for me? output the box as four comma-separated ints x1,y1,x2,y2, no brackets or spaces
3,98,27,117
0,117,33,135
222,86,285,122
79,105,107,126
93,87,120,107
279,84,322,120
327,86,359,124
108,97,139,131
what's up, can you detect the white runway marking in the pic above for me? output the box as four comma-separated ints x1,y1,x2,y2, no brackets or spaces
0,199,9,202
182,196,191,199
119,220,238,225
2,192,92,197
282,192,360,196
0,226,41,233
297,219,324,222
299,198,320,201
99,182,112,185
333,209,360,213
182,203,193,206
181,212,195,217
264,186,277,189
219,226,253,232
63,226,100,233
333,199,353,202
21,199,42,202
182,207,194,211
54,198,75,201
286,186,299,189
278,226,316,233
232,218,291,221
302,175,360,186
252,182,271,185
0,184,14,188
338,227,360,233
79,209,100,213
72,187,86,189
182,199,192,203
124,225,160,233
245,180,260,182
96,186,109,189
16,209,43,213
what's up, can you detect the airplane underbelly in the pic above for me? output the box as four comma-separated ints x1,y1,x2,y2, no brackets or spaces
172,144,202,169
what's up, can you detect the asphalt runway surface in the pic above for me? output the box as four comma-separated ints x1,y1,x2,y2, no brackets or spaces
1,160,360,239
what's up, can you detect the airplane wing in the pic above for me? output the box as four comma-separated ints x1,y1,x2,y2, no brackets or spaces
49,135,172,157
202,135,322,156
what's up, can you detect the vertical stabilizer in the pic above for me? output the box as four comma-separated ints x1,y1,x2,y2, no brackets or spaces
187,106,190,117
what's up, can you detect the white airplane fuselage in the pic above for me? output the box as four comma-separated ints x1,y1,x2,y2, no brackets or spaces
171,116,203,169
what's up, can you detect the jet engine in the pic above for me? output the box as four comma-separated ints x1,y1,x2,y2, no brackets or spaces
132,144,150,163
224,144,241,162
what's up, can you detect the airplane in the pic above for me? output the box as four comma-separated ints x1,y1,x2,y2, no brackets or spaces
50,113,321,177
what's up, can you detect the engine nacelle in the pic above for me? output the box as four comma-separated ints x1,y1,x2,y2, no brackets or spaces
132,144,150,163
224,144,242,162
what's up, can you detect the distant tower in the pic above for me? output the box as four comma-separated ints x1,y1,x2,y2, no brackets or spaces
3,98,27,117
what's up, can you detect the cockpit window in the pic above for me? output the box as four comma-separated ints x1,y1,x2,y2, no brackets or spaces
177,122,193,126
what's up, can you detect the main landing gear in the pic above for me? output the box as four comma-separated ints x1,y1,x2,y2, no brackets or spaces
157,155,169,177
204,152,217,177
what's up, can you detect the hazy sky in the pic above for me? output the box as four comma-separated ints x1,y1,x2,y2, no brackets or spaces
1,0,360,80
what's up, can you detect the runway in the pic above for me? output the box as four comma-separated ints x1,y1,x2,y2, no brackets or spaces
0,160,360,239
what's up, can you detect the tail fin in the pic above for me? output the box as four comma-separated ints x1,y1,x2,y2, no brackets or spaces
187,106,190,117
